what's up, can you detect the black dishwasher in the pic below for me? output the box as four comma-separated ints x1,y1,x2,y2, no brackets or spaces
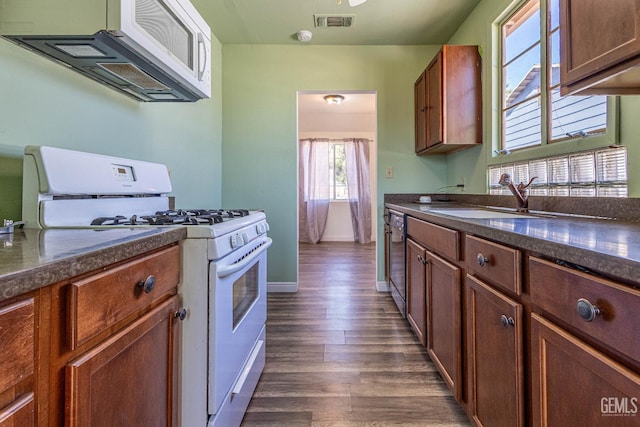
387,209,406,317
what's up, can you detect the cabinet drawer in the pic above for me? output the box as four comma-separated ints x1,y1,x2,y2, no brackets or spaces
465,235,521,295
529,256,640,364
406,216,459,261
68,245,180,349
0,298,35,394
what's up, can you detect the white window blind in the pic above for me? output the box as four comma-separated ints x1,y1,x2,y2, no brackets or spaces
489,147,627,197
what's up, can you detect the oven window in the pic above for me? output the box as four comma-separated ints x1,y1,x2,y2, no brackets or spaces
233,263,259,328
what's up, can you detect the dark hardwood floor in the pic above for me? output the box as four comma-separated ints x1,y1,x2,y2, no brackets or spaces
241,242,471,426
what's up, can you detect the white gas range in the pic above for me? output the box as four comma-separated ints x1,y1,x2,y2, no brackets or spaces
22,145,270,427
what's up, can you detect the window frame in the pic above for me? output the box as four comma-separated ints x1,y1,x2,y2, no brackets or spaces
491,0,619,167
328,141,348,202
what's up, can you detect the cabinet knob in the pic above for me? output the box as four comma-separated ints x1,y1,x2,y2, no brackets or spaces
137,275,155,294
500,314,515,327
576,298,601,322
417,254,428,265
476,253,490,267
175,308,187,321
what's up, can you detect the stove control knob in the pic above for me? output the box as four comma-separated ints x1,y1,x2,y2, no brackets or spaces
242,232,250,244
256,222,270,234
230,233,243,248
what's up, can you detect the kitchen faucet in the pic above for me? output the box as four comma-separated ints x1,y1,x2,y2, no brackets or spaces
499,173,537,212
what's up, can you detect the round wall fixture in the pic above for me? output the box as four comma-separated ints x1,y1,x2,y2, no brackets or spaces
297,30,313,43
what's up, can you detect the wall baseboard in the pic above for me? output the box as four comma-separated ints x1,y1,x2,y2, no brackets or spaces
376,281,390,292
267,282,298,293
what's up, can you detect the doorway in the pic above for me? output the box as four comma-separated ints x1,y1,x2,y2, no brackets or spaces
296,91,378,288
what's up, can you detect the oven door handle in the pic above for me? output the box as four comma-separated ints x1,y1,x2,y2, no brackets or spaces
216,238,272,278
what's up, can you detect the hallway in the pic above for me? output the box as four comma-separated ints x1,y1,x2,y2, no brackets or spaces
241,242,470,426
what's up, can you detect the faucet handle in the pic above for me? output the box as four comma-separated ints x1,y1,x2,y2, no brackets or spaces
517,176,537,192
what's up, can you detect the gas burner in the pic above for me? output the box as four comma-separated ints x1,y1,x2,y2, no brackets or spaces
90,215,152,226
89,209,254,227
168,209,251,218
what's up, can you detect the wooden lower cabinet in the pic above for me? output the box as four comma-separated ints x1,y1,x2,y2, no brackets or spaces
43,244,182,427
0,296,37,427
65,296,179,426
0,393,35,426
406,238,427,346
426,251,462,401
466,274,524,427
531,314,640,426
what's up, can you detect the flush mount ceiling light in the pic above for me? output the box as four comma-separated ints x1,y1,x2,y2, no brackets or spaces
324,94,345,104
336,0,367,5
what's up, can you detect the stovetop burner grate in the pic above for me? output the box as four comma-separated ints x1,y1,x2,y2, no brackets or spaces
89,209,253,226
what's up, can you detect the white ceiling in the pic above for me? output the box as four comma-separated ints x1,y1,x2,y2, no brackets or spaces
298,92,376,114
193,0,481,45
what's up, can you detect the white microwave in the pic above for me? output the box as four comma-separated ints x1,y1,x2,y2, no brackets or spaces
1,0,212,102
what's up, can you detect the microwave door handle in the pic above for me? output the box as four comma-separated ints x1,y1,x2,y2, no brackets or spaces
197,33,207,81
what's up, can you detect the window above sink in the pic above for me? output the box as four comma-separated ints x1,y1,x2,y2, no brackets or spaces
488,146,627,197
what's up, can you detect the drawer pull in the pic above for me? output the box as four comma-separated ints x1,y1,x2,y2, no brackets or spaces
576,298,601,322
137,275,156,294
500,314,515,327
175,308,187,320
417,254,428,265
476,253,490,267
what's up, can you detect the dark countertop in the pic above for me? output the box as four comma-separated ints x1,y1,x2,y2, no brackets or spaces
0,227,186,302
386,201,640,285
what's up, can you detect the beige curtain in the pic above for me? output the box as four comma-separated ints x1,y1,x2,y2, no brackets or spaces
298,138,330,243
344,138,372,243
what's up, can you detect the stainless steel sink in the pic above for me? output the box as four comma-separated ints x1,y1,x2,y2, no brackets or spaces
424,208,539,219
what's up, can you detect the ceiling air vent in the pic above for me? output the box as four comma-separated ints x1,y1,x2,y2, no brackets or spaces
314,14,355,28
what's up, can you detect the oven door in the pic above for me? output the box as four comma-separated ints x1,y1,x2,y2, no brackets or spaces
208,237,271,415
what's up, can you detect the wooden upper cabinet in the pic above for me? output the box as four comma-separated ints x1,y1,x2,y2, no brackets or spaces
426,53,443,149
414,45,482,155
414,72,428,153
560,0,640,95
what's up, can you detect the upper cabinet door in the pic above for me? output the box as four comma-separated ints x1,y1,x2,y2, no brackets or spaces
561,0,640,95
414,45,482,155
426,52,443,149
414,72,428,153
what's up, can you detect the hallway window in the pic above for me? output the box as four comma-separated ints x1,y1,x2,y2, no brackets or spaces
329,142,348,200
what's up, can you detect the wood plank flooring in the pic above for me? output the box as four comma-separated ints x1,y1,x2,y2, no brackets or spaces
241,242,471,427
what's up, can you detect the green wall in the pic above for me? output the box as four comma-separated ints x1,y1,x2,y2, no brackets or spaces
221,45,447,283
0,33,224,213
0,157,22,221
